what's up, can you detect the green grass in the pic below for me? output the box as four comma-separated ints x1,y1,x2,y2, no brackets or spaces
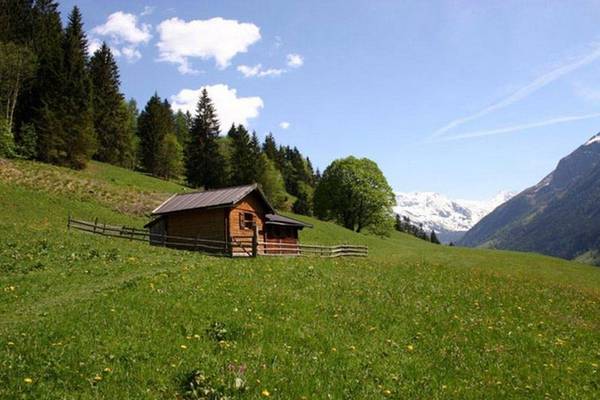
0,159,599,399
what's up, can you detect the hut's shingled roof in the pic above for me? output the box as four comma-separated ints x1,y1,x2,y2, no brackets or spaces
152,184,274,215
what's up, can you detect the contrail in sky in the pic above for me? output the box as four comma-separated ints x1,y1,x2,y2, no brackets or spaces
430,42,600,139
433,112,600,142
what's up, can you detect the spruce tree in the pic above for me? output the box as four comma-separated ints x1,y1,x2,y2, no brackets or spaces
29,0,64,163
262,133,278,161
228,124,253,185
89,43,133,166
137,93,173,175
60,6,95,168
0,0,34,44
184,88,226,188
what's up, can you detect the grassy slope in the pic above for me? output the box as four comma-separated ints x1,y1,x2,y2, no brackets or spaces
0,159,599,399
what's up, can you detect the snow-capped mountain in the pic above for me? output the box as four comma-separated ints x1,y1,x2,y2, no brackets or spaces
393,191,514,243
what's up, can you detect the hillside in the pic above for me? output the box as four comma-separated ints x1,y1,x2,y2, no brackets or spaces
459,133,600,265
1,159,599,399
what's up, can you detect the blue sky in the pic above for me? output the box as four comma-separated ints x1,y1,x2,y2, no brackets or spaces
61,0,600,199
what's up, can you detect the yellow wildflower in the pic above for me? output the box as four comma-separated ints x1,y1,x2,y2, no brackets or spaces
180,344,187,349
261,389,271,397
23,378,33,384
407,344,414,351
94,374,102,381
383,389,392,395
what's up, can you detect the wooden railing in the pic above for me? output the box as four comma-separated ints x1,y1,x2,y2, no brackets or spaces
67,217,368,258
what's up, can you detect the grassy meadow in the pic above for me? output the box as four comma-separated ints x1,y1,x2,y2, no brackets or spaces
0,159,599,399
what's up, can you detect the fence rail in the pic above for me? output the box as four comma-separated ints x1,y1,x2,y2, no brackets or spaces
67,216,368,258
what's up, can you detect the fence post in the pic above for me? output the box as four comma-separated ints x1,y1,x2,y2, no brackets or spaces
67,214,71,230
252,226,258,257
93,217,98,234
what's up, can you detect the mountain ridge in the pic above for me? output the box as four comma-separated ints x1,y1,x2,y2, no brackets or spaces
459,133,600,265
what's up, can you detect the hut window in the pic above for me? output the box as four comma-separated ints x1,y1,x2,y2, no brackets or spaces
240,212,254,229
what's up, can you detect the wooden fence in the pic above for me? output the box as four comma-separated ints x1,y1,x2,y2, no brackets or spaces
67,217,368,258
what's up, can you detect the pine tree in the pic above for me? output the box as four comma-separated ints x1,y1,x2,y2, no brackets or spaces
430,230,441,244
89,43,133,167
137,93,173,175
184,88,226,188
228,124,253,185
0,0,34,44
60,6,95,168
249,131,266,181
262,133,278,161
29,0,64,163
227,125,265,185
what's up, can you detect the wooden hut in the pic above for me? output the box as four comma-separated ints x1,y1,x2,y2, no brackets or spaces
144,184,312,255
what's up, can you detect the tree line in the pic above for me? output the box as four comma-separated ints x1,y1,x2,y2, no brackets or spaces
1,0,401,235
0,0,318,214
394,215,441,244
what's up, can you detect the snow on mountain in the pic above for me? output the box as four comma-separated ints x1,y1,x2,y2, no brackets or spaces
584,133,600,146
393,191,514,241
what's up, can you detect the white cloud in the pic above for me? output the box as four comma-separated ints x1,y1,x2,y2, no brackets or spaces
141,6,155,16
430,42,600,139
435,113,600,142
92,11,152,45
279,121,290,129
88,38,102,55
157,17,261,74
237,64,284,78
121,46,142,62
171,84,264,130
286,53,303,68
91,11,152,62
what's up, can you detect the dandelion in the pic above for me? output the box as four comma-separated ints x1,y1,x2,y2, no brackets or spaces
234,377,245,390
261,389,271,397
407,344,414,351
23,378,33,384
103,367,112,373
383,389,392,395
180,345,187,349
93,374,102,381
331,347,337,352
7,341,14,346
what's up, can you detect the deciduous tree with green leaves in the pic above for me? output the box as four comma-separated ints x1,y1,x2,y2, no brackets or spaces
314,156,396,234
